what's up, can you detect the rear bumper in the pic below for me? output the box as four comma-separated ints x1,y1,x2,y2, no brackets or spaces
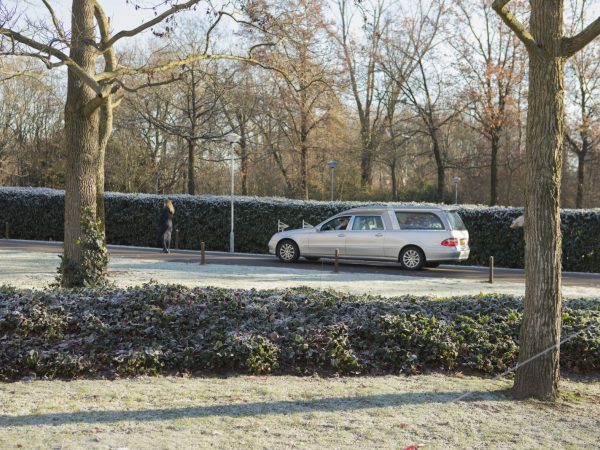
429,249,470,262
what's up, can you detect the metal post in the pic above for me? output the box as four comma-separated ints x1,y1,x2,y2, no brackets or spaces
489,256,494,284
453,176,461,205
330,168,334,201
175,228,179,249
455,183,458,205
230,142,235,253
327,160,338,201
334,248,339,273
200,242,206,265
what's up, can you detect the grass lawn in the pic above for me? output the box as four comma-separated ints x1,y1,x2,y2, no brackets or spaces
1,374,598,449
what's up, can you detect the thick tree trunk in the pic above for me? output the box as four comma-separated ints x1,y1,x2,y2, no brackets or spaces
62,0,100,287
576,151,585,208
490,131,499,206
512,0,565,401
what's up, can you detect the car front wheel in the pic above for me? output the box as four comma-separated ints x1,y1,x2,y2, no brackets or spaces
400,246,425,271
277,240,300,262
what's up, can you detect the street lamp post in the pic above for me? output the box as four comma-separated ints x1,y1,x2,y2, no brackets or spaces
453,176,461,205
327,160,338,201
224,133,241,252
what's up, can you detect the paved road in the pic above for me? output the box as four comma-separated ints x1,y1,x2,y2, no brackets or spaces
2,239,600,287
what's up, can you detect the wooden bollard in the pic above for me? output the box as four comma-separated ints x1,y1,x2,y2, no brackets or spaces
334,248,339,273
175,228,179,249
200,242,206,265
489,256,494,284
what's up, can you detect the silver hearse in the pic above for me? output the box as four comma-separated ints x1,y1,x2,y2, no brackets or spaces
268,206,469,270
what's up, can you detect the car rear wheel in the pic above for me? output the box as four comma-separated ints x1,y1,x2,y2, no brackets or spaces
277,240,300,262
399,246,425,271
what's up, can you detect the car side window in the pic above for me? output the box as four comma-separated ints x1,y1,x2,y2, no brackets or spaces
351,215,385,231
320,216,351,231
396,212,445,230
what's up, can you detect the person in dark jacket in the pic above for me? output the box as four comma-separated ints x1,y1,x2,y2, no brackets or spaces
157,199,175,253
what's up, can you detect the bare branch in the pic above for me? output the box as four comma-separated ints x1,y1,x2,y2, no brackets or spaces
99,0,202,51
40,0,68,43
0,27,103,94
491,0,543,58
114,75,182,93
562,15,600,56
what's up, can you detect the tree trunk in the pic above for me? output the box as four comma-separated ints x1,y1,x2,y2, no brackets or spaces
512,0,565,401
62,0,100,287
431,136,445,202
96,99,112,238
490,131,499,206
576,150,585,208
300,142,308,200
239,117,248,196
390,157,398,201
360,134,374,188
187,139,195,195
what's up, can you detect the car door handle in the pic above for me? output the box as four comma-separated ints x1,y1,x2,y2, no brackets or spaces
337,234,346,237
375,233,383,237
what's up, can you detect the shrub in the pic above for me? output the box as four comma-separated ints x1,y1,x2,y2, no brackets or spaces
0,285,597,380
1,187,599,271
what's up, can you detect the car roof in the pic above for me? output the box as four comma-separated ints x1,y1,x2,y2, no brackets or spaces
339,205,452,215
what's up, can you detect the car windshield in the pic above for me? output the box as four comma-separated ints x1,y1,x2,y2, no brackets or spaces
447,211,467,230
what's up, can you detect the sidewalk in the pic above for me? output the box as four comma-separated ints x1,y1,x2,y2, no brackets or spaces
1,248,599,298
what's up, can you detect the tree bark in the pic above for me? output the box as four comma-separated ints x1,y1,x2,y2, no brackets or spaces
62,0,100,287
512,0,565,401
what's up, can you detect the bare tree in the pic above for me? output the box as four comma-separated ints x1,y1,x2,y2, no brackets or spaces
0,0,287,286
564,0,600,208
492,0,600,400
452,0,525,205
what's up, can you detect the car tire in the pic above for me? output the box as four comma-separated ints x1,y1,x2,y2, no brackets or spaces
305,256,320,262
425,262,440,268
277,240,300,263
399,246,425,271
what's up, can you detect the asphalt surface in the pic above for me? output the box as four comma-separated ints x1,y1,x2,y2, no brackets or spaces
2,239,600,288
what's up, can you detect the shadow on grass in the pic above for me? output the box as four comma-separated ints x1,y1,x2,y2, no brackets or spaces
0,390,510,427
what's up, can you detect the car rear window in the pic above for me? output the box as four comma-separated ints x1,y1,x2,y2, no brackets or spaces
395,212,444,230
447,211,467,230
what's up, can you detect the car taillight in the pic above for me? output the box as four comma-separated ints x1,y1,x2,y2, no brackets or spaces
441,238,459,247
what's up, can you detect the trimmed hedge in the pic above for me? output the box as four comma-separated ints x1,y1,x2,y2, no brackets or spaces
1,187,599,272
0,285,598,380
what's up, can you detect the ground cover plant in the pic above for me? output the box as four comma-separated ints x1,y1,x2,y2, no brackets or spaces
0,285,598,380
2,187,600,271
